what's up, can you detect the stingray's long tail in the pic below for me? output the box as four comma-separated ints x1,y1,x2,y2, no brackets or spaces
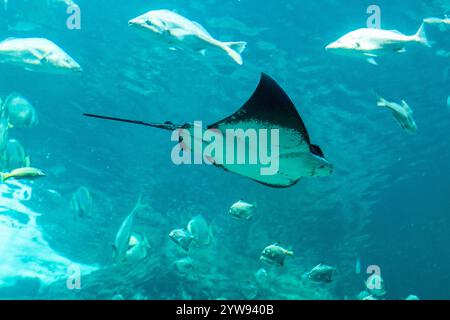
83,113,184,131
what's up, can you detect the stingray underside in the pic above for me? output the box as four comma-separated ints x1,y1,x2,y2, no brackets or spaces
205,73,317,188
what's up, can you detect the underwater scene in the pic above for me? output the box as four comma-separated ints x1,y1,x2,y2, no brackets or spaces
0,0,449,300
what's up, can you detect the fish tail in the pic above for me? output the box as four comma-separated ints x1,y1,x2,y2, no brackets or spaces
414,23,431,47
222,41,247,65
374,91,387,107
0,172,10,183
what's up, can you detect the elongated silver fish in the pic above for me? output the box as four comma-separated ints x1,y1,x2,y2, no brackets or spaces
0,38,82,74
129,10,247,65
326,23,430,65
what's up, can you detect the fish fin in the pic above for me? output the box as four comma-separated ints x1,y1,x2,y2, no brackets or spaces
28,48,47,61
199,49,207,56
253,201,257,209
366,58,378,65
222,41,247,65
192,21,212,37
223,41,247,54
395,48,407,53
363,53,377,57
310,144,325,157
169,28,190,40
401,100,412,113
375,92,387,107
414,23,431,47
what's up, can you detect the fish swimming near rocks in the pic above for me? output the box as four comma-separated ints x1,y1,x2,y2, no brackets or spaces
129,9,247,65
260,243,293,267
376,93,418,134
84,73,333,188
254,268,268,284
303,263,335,283
112,195,147,263
3,93,39,129
0,115,9,154
326,23,430,65
187,214,213,247
0,138,31,171
169,228,195,251
0,38,82,74
125,233,150,263
229,200,256,220
70,186,93,220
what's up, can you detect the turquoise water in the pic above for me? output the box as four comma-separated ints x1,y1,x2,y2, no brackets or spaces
0,0,449,300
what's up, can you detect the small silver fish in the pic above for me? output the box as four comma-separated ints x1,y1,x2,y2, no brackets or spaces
125,233,150,263
260,243,294,267
187,214,213,246
304,263,335,283
70,186,93,219
254,268,268,284
376,94,418,134
229,200,256,220
3,93,39,129
169,228,194,251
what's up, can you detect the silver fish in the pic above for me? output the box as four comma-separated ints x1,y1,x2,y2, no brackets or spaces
0,38,82,74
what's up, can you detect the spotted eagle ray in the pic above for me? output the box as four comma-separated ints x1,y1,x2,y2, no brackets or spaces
84,73,333,188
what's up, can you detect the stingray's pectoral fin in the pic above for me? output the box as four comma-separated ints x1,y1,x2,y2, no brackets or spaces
206,73,330,188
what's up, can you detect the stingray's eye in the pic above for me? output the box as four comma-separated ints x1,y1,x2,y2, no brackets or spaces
319,165,325,168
